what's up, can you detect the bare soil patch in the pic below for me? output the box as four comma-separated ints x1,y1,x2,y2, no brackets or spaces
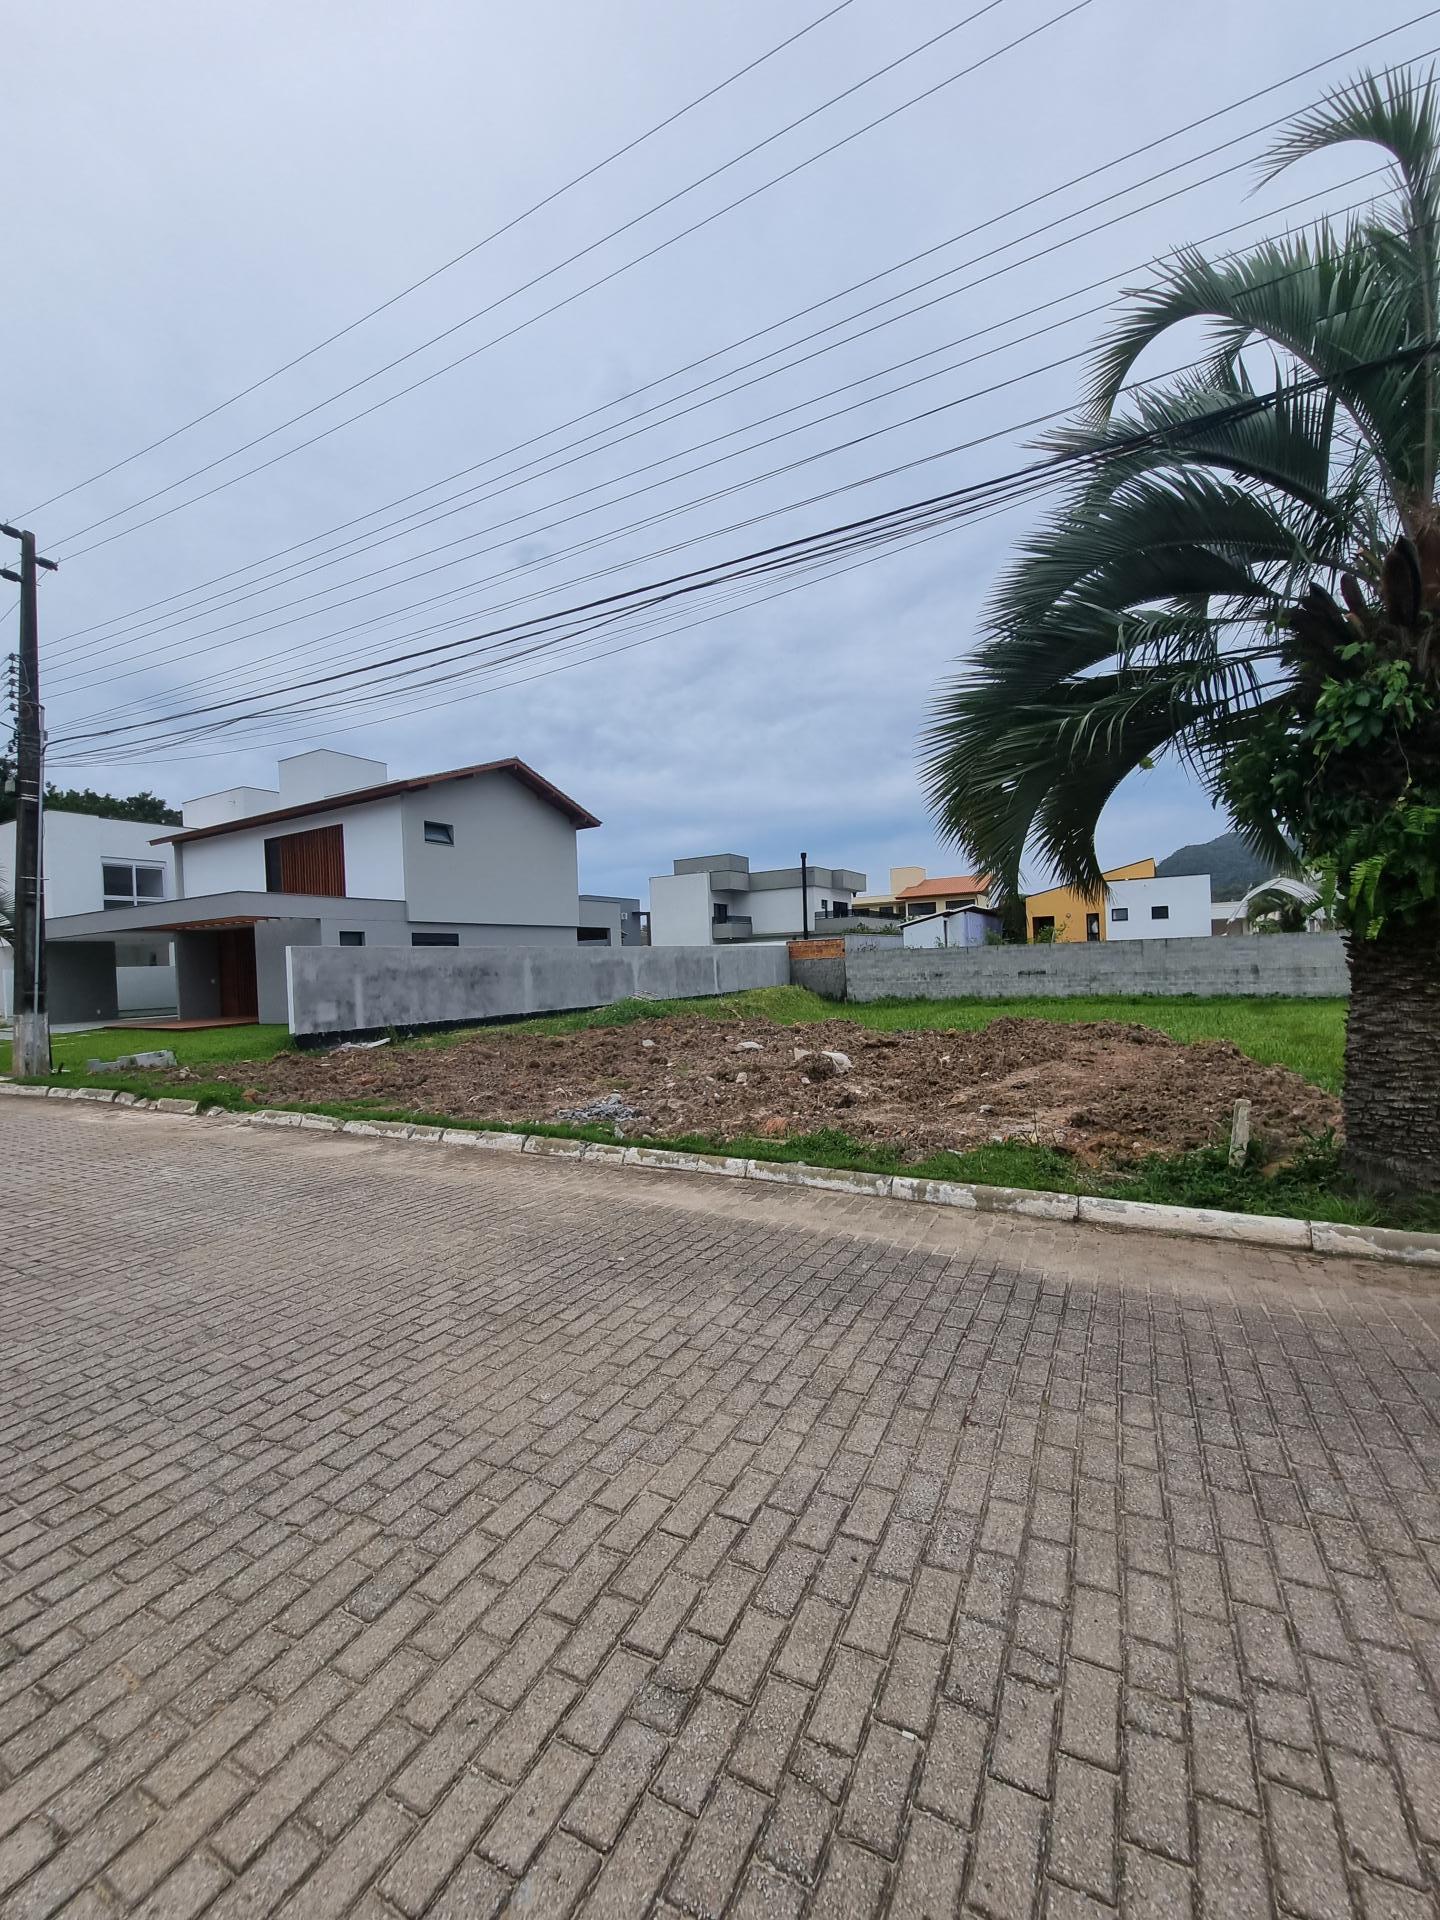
192,1014,1339,1164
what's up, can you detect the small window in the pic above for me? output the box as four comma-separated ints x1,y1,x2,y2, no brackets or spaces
1151,904,1170,921
423,821,455,846
1111,907,1129,923
712,903,729,924
411,931,460,947
102,860,167,909
338,931,365,947
820,899,829,914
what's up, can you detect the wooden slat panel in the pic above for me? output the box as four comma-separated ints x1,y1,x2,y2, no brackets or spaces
276,825,345,897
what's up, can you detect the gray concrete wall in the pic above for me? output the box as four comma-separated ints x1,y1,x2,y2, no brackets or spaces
255,919,323,1024
841,931,1349,1001
48,942,120,1024
287,941,791,1038
790,953,848,1000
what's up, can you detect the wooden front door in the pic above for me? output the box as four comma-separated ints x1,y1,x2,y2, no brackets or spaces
216,928,259,1020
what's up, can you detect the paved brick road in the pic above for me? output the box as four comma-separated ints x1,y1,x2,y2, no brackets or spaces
4,1103,1440,1919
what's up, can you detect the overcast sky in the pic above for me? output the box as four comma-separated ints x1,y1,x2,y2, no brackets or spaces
3,0,1425,901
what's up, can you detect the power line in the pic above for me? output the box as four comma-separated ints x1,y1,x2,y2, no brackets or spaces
51,0,1078,556
58,346,1426,756
45,162,1391,710
14,2,861,521
48,7,1437,651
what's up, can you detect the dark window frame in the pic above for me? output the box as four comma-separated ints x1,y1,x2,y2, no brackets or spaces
1111,906,1129,923
338,930,365,947
411,930,460,947
1150,903,1170,921
422,820,455,846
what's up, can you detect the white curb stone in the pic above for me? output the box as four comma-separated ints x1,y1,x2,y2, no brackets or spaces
1078,1195,1311,1248
522,1136,590,1159
10,1080,1440,1270
1309,1220,1440,1265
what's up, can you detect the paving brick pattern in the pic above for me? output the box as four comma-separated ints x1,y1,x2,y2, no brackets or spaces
4,1102,1440,1918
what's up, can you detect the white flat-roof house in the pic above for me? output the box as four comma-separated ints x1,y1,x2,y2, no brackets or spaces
1104,872,1213,939
649,854,866,947
43,750,599,1024
1,809,177,1020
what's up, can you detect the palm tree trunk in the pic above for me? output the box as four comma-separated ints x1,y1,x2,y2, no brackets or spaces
1341,915,1440,1192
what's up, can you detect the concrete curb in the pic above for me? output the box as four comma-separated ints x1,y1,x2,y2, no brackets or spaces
5,1080,1439,1268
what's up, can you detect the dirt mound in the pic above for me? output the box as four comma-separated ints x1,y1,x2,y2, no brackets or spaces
203,1014,1339,1166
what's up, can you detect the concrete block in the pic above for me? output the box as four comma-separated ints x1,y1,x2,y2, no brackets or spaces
297,1114,342,1132
341,1119,415,1138
155,1098,200,1115
889,1176,978,1209
974,1184,1080,1221
1077,1195,1308,1246
0,1084,52,1097
71,1087,116,1104
522,1135,590,1159
623,1146,715,1174
406,1126,445,1143
1309,1220,1440,1266
583,1142,630,1164
251,1110,304,1129
747,1160,893,1199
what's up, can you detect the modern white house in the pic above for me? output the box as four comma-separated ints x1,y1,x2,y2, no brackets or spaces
1104,872,1213,939
1,809,177,1020
43,750,599,1024
649,854,866,947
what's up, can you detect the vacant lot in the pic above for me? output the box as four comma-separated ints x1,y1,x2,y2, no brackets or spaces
183,1009,1338,1166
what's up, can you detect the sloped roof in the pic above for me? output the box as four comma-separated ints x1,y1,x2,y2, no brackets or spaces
154,757,600,845
895,873,991,900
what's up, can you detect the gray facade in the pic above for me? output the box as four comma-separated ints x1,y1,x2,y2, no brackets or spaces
578,895,647,947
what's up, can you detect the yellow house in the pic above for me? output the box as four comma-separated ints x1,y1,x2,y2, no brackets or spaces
1025,857,1156,943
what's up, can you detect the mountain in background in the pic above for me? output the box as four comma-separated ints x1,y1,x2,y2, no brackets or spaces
1156,830,1283,898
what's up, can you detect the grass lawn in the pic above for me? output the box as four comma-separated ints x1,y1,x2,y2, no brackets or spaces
12,990,1426,1232
0,1023,290,1077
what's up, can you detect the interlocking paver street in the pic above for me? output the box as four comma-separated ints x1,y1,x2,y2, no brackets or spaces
4,1102,1440,1917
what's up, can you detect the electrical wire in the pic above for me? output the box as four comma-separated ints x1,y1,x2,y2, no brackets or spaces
45,169,1394,718
50,0,1079,555
50,5,1436,652
12,0,858,521
57,346,1427,758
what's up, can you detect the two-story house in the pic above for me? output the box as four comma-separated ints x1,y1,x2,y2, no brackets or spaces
648,854,866,946
43,750,599,1024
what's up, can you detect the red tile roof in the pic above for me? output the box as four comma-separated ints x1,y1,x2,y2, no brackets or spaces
895,874,991,900
153,757,600,845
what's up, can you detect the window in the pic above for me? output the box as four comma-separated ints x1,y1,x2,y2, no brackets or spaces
411,931,460,947
338,931,365,947
712,903,729,923
1151,903,1170,921
1085,912,1101,942
820,899,830,914
102,861,166,909
1111,907,1129,923
423,821,454,846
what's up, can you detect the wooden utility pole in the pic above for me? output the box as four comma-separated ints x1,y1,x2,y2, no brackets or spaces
2,524,58,1078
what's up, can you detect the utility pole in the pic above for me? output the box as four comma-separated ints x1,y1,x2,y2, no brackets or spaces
2,524,59,1079
800,851,809,939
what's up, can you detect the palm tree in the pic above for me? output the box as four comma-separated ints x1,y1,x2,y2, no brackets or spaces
923,68,1440,1193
